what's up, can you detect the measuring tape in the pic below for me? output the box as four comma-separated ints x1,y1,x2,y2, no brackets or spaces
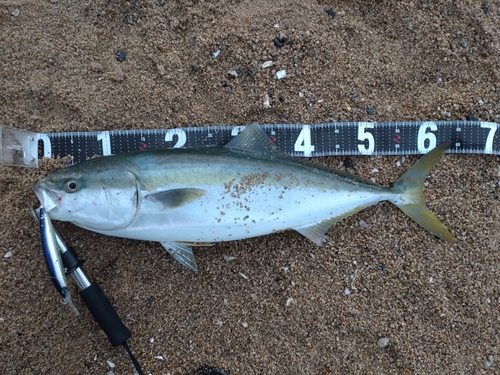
0,121,498,167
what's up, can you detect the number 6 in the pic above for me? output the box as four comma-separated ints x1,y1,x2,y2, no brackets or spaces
417,122,437,153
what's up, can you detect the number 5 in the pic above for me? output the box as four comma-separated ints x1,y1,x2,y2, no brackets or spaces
357,123,375,155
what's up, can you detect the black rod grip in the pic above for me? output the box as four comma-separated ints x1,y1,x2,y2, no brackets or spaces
80,283,131,347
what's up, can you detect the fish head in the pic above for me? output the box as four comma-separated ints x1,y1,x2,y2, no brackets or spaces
33,159,139,231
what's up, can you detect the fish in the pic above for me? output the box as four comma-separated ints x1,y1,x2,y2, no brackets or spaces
32,124,456,271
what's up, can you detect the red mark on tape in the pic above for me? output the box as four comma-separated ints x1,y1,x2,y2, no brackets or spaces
393,134,401,143
139,142,148,151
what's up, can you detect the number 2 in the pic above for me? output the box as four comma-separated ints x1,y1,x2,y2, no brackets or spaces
165,129,187,148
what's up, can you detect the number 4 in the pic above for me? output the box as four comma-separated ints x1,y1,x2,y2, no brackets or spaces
294,125,315,157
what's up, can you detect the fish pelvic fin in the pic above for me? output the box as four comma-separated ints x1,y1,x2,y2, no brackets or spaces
160,241,198,271
390,142,456,242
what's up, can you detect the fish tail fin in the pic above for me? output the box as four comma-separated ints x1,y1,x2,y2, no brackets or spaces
390,142,456,242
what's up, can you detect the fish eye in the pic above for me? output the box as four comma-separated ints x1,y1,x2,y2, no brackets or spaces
64,179,81,193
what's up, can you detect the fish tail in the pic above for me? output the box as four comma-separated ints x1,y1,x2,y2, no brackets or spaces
390,142,456,242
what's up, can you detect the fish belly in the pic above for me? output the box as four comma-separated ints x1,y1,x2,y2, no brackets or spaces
107,184,390,243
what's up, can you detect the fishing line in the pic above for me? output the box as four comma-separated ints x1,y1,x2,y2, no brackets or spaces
1,121,498,167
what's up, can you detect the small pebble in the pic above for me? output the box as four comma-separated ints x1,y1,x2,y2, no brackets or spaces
275,70,286,79
344,288,351,295
169,16,180,29
227,70,238,79
191,62,200,72
157,64,166,76
485,355,493,367
213,50,221,58
190,37,196,47
4,251,12,258
467,114,479,121
262,60,273,69
155,355,164,361
343,157,354,169
115,50,127,62
242,322,248,328
239,272,249,280
377,337,389,348
325,8,336,18
359,220,368,229
12,9,20,17
149,337,154,343
367,107,375,115
482,3,489,14
273,37,284,48
478,99,484,106
109,71,125,82
460,40,468,49
90,62,103,73
224,255,235,262
263,94,271,108
106,360,115,368
286,297,293,307
279,96,285,103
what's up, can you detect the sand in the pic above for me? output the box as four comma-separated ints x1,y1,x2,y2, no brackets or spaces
1,1,499,374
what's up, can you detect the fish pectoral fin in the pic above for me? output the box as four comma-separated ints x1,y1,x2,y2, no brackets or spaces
225,122,291,159
295,206,368,246
160,242,198,271
146,188,206,211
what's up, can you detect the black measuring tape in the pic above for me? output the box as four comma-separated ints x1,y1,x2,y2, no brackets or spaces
34,121,499,164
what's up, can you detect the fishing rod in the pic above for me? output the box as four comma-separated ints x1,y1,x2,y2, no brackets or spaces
33,206,145,375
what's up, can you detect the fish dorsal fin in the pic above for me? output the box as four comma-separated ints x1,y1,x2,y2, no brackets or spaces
225,122,291,159
294,205,368,245
160,241,198,271
145,188,206,211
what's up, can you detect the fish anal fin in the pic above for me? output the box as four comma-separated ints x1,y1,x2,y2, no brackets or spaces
146,188,206,211
160,241,198,271
177,241,215,247
295,206,368,246
225,122,291,159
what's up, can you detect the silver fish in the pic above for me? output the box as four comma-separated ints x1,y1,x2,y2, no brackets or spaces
33,124,456,271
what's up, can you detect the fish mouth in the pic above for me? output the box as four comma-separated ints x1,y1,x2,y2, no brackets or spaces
32,182,59,212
